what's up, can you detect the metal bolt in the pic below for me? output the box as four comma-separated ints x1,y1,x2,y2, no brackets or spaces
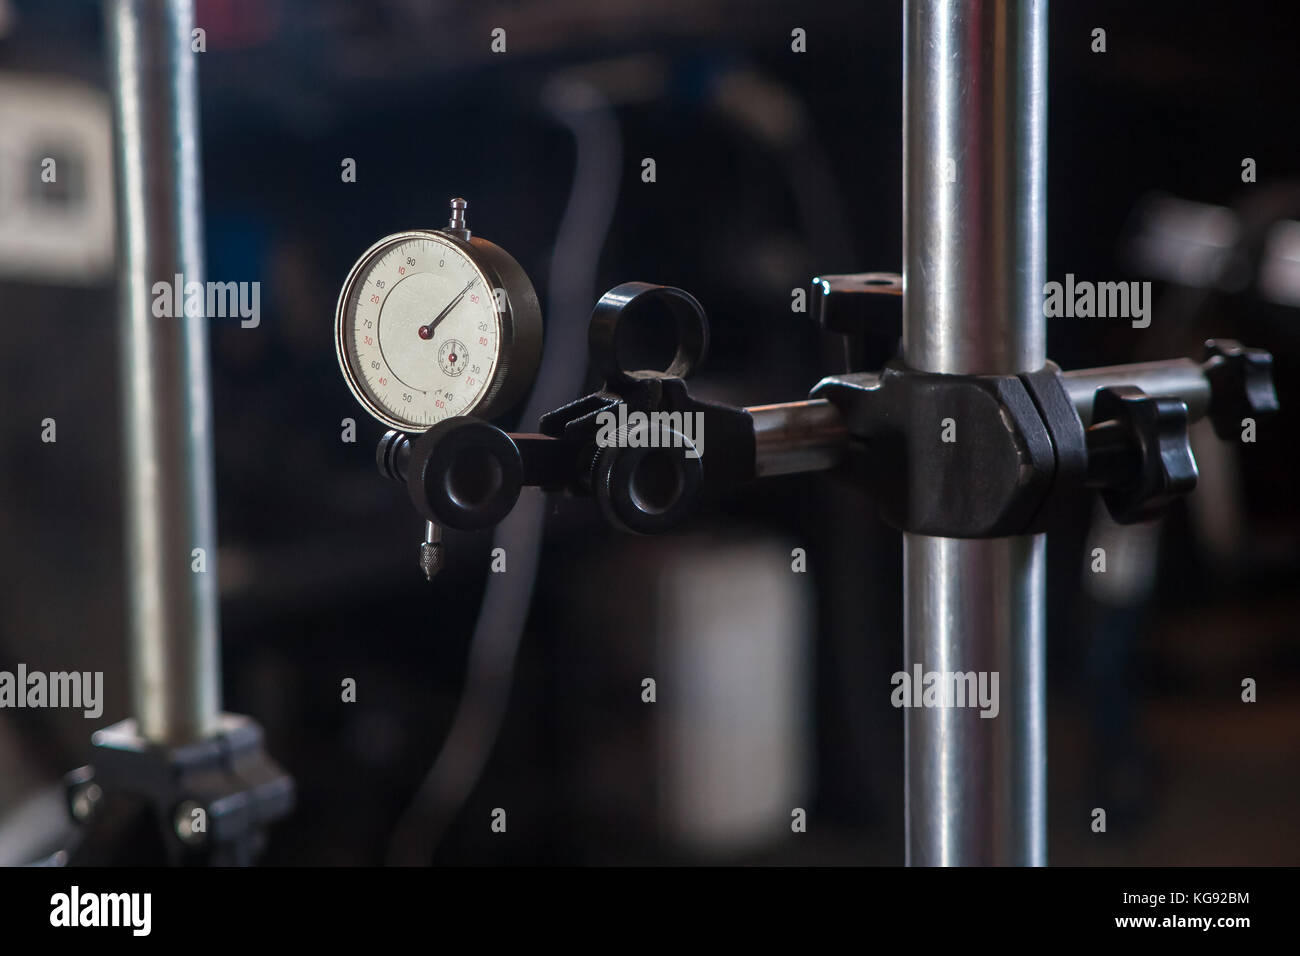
70,782,102,822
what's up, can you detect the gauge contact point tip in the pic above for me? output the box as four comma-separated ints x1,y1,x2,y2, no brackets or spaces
418,541,444,581
419,520,444,580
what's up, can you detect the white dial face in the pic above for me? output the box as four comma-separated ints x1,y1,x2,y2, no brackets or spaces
339,232,500,430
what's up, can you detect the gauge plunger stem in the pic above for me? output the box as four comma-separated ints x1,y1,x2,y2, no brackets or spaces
447,198,470,241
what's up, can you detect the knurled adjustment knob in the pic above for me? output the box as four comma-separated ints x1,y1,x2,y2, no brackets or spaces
1085,386,1198,524
1202,339,1279,440
405,417,523,531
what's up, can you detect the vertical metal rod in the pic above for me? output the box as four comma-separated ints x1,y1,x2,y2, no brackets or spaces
107,0,221,744
902,0,1048,865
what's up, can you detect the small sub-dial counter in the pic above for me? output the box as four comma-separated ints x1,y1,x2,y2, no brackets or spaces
438,339,469,377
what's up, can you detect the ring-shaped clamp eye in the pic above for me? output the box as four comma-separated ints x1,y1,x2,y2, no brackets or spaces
588,282,709,387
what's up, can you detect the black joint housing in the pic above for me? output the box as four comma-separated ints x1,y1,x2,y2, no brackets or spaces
812,363,1063,538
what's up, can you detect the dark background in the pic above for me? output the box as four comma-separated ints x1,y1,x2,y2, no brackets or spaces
1,0,1297,865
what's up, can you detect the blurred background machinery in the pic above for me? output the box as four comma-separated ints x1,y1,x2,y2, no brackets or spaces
0,0,1298,865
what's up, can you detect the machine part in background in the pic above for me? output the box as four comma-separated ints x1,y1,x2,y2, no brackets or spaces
656,539,811,854
1126,193,1249,293
1083,498,1163,608
1185,417,1247,571
1201,339,1280,439
1259,218,1300,307
1124,190,1300,307
0,75,115,283
334,199,543,432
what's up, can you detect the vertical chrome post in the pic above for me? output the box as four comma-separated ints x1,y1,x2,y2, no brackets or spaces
106,0,221,744
902,0,1048,865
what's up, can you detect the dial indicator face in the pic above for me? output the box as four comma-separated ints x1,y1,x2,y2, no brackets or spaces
337,232,501,430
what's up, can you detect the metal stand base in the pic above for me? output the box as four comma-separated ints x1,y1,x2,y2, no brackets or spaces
64,715,294,866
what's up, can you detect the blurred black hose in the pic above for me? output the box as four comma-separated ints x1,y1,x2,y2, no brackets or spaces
386,78,621,865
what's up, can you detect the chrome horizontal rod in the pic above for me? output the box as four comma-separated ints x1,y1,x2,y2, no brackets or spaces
1061,358,1210,427
761,356,1216,477
746,400,848,477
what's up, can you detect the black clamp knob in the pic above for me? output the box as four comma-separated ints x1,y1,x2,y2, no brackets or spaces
1202,338,1279,440
404,417,524,530
1085,386,1198,524
541,282,755,534
590,435,704,534
374,283,755,541
811,272,902,371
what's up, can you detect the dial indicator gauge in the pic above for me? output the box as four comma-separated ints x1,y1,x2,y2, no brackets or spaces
334,229,541,431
